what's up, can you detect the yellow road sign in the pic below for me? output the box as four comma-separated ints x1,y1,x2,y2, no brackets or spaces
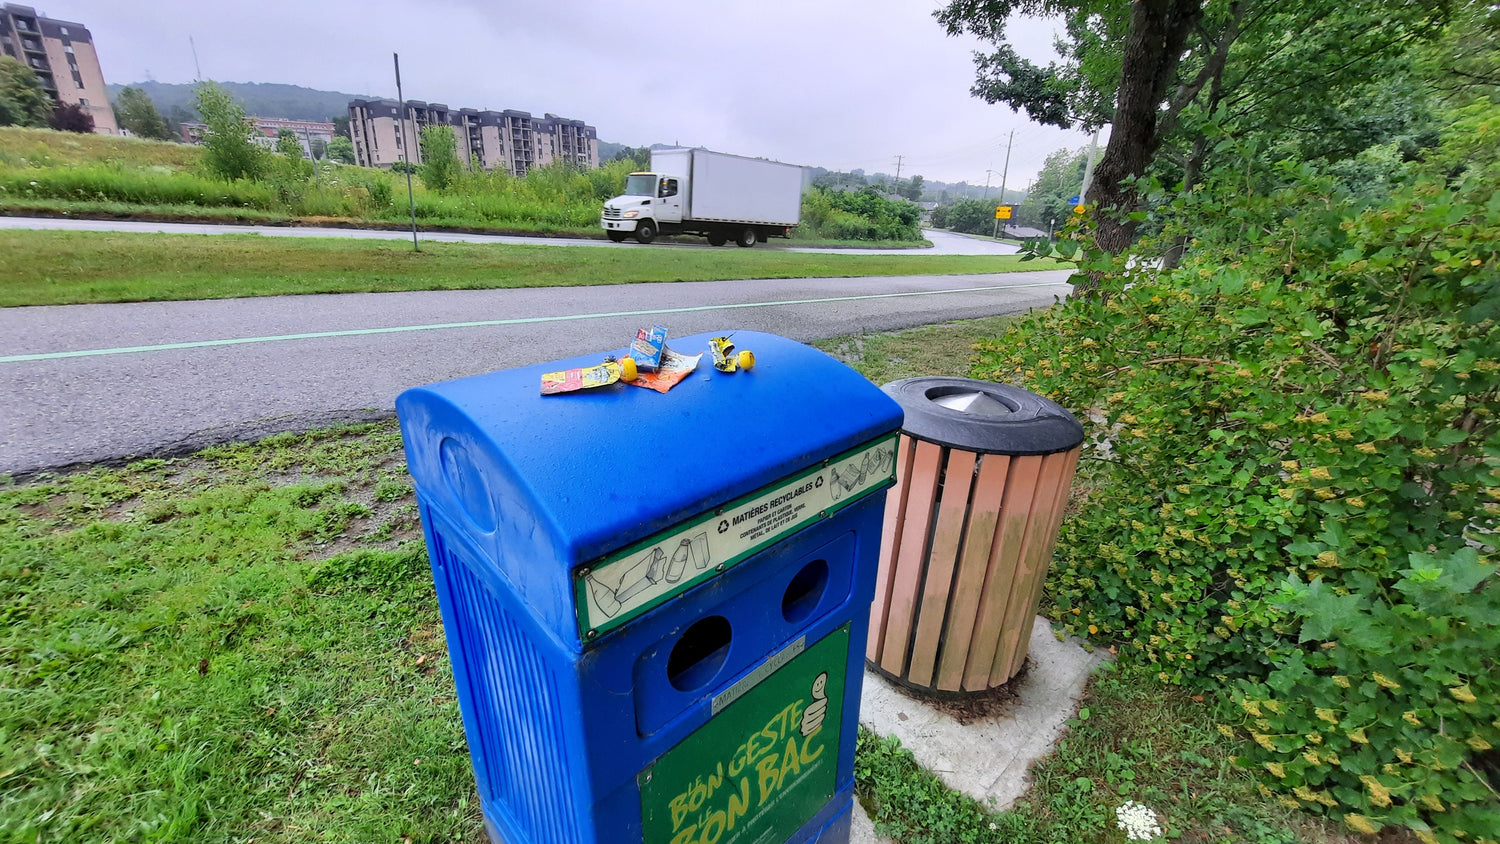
995,205,1013,220
1073,203,1086,215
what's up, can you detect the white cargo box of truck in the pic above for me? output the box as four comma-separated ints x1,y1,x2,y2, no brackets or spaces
600,147,805,247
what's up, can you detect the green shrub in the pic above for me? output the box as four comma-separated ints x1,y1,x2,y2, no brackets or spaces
972,141,1498,841
417,124,460,191
799,187,922,241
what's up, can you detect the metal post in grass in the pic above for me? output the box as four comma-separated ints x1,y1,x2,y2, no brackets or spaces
394,52,419,252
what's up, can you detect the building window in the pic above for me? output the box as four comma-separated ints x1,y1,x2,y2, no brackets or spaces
60,27,68,36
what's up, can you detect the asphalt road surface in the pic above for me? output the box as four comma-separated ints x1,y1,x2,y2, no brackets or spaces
0,215,1020,255
0,270,1070,475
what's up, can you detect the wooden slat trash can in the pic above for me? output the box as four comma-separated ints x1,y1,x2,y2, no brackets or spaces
869,377,1084,694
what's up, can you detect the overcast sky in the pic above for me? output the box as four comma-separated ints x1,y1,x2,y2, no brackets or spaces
66,0,1097,187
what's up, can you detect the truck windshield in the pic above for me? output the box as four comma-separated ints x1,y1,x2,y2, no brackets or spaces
624,174,657,197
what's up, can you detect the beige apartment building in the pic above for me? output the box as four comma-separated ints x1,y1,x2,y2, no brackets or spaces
349,98,598,176
0,3,117,134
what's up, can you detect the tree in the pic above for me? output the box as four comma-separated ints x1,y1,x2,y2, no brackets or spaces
326,136,356,165
0,56,50,128
937,0,1451,261
418,124,461,190
48,102,94,133
113,85,172,140
163,104,195,139
899,174,925,201
276,129,304,159
609,145,650,168
309,138,327,161
331,114,351,140
1016,146,1087,228
194,81,265,180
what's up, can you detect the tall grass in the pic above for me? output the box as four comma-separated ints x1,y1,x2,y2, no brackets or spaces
0,163,280,209
0,126,201,169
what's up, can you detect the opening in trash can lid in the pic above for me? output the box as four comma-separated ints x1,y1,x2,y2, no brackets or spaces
883,376,1084,456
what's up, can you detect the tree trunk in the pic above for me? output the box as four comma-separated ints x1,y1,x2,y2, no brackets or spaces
1086,0,1205,262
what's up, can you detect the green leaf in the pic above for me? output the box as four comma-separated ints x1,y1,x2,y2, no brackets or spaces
1297,590,1365,643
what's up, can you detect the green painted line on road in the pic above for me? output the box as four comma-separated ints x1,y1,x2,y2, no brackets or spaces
0,280,1070,364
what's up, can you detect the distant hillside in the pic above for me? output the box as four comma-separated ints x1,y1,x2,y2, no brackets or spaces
105,81,375,123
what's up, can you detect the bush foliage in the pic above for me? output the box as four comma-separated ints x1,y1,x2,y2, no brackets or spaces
800,186,922,241
973,125,1498,841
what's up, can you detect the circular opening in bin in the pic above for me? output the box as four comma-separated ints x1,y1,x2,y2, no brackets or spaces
924,386,1019,417
667,615,732,693
781,559,829,624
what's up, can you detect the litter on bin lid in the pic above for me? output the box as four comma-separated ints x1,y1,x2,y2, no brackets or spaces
629,324,668,372
626,345,701,393
709,336,756,373
540,356,637,395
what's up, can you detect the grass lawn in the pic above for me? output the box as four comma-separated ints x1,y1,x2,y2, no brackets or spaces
0,230,1059,308
0,317,1354,843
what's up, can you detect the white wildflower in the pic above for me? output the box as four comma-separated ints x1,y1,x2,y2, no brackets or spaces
1115,801,1163,841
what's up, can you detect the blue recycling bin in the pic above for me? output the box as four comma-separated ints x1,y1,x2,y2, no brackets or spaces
397,331,902,844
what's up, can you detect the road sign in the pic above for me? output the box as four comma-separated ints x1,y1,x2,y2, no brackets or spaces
1073,204,1086,215
994,205,1013,220
1068,195,1080,205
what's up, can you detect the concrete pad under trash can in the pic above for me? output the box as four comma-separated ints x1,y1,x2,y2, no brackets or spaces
849,800,893,844
858,615,1109,813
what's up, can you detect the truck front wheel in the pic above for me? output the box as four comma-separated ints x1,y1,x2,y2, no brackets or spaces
736,227,758,248
706,231,727,246
634,221,657,244
606,230,628,243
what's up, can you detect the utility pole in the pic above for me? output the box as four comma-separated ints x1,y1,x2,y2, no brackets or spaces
893,155,903,193
394,52,419,252
992,131,1014,240
997,130,1014,203
189,36,202,81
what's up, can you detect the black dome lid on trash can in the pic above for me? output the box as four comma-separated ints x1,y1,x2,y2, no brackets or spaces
882,377,1085,456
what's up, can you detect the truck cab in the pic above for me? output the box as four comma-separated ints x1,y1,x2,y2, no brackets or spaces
601,172,681,244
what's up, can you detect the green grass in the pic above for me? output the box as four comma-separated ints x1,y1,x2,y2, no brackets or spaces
813,314,1027,384
0,230,1059,307
0,197,299,224
1,316,1346,843
0,424,471,843
0,127,202,170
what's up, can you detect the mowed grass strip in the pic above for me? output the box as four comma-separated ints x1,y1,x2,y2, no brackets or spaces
0,230,1059,307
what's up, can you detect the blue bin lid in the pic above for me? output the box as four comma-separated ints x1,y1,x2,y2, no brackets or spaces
397,331,902,635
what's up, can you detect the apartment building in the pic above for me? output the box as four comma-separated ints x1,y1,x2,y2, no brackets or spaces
181,117,335,159
348,98,598,176
0,3,117,134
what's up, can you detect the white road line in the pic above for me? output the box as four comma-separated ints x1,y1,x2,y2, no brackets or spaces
1,280,1069,363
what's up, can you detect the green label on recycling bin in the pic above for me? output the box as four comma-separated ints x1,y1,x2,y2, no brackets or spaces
640,625,849,844
575,434,897,640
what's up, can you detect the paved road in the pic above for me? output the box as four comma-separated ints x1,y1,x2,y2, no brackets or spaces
0,271,1069,475
0,216,1020,255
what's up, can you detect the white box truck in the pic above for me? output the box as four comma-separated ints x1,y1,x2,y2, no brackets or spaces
601,148,804,247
